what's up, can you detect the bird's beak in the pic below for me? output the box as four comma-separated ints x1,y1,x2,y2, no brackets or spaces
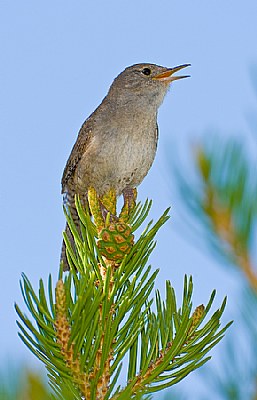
152,64,191,82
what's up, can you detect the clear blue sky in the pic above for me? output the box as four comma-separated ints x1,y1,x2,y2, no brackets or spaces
1,0,257,398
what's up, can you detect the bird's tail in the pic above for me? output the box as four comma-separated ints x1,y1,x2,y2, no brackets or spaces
60,191,81,271
61,223,74,271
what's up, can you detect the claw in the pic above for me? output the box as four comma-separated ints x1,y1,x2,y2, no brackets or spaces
100,201,118,223
123,187,136,209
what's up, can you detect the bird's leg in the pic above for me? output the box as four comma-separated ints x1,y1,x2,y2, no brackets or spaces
99,201,109,220
123,187,136,210
99,200,118,223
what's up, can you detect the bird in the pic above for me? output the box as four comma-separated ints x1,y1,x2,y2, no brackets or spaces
61,62,190,270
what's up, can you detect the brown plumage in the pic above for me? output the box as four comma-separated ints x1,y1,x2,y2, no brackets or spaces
61,63,190,270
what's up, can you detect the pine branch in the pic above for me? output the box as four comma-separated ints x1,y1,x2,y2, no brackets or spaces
15,189,230,399
177,137,257,292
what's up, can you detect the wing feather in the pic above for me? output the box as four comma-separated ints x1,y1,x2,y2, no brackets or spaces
61,122,93,193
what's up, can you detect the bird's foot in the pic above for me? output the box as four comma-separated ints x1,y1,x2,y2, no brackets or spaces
99,201,118,223
123,187,137,210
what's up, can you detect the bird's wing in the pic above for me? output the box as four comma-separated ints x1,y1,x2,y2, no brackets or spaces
61,122,93,193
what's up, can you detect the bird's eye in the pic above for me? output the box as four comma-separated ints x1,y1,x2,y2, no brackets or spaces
142,68,151,76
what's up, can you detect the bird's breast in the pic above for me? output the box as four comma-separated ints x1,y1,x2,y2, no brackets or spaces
75,117,158,197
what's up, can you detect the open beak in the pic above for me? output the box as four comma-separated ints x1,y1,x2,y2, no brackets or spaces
152,64,191,82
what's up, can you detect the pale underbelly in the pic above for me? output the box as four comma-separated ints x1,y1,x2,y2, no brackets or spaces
75,134,157,196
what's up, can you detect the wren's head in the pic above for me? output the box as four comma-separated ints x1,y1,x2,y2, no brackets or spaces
108,63,190,109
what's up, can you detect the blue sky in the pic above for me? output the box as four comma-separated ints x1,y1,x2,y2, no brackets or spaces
1,0,257,397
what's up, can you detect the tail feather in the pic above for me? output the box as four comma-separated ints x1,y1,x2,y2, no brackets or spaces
60,190,81,271
61,223,76,271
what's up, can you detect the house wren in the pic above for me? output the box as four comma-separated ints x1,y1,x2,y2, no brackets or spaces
61,63,190,270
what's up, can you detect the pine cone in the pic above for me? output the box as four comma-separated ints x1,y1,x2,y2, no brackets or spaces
97,223,134,261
